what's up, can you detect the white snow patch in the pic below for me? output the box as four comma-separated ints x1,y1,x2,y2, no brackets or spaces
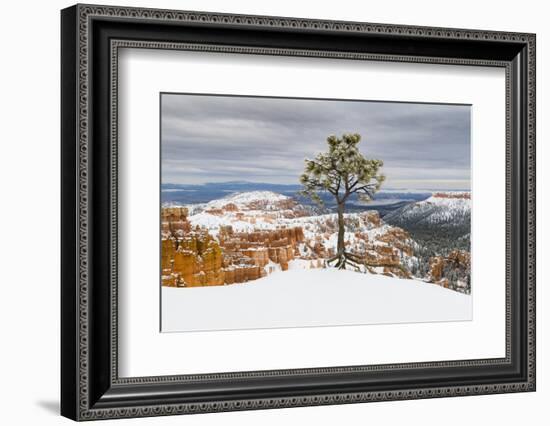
287,259,316,270
162,268,472,332
264,260,282,275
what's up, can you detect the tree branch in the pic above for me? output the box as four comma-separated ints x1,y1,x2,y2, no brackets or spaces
351,183,377,195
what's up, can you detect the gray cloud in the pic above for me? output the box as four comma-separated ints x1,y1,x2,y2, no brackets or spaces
161,93,471,190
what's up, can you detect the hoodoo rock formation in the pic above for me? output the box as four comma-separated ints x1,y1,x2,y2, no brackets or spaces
161,191,471,292
161,193,420,287
161,202,307,287
428,249,471,293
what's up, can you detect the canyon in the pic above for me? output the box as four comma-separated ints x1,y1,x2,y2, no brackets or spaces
161,191,471,292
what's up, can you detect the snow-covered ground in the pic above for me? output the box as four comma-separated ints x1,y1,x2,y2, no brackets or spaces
162,267,472,332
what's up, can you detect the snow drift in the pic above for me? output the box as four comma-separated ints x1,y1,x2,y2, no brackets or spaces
162,267,472,332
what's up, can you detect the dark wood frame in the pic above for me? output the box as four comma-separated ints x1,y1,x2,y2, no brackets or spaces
61,4,536,421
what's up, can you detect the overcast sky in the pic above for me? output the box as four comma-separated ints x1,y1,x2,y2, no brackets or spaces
161,93,471,190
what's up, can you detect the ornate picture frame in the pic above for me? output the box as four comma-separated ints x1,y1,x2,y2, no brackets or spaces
61,4,535,421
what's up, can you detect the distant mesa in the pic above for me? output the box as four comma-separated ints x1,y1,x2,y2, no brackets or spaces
384,191,471,228
432,191,471,199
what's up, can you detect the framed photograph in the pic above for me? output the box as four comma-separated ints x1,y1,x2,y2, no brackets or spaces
61,4,536,421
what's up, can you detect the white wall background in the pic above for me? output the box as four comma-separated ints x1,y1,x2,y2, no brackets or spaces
0,0,546,424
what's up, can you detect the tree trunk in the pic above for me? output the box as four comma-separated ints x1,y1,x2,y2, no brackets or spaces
327,200,362,270
336,201,345,255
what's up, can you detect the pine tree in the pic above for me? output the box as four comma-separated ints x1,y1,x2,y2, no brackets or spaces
300,133,385,270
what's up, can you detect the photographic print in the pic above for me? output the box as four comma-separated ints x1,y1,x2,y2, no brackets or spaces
160,93,472,332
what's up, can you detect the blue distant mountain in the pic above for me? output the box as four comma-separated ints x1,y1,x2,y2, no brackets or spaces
161,181,434,216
